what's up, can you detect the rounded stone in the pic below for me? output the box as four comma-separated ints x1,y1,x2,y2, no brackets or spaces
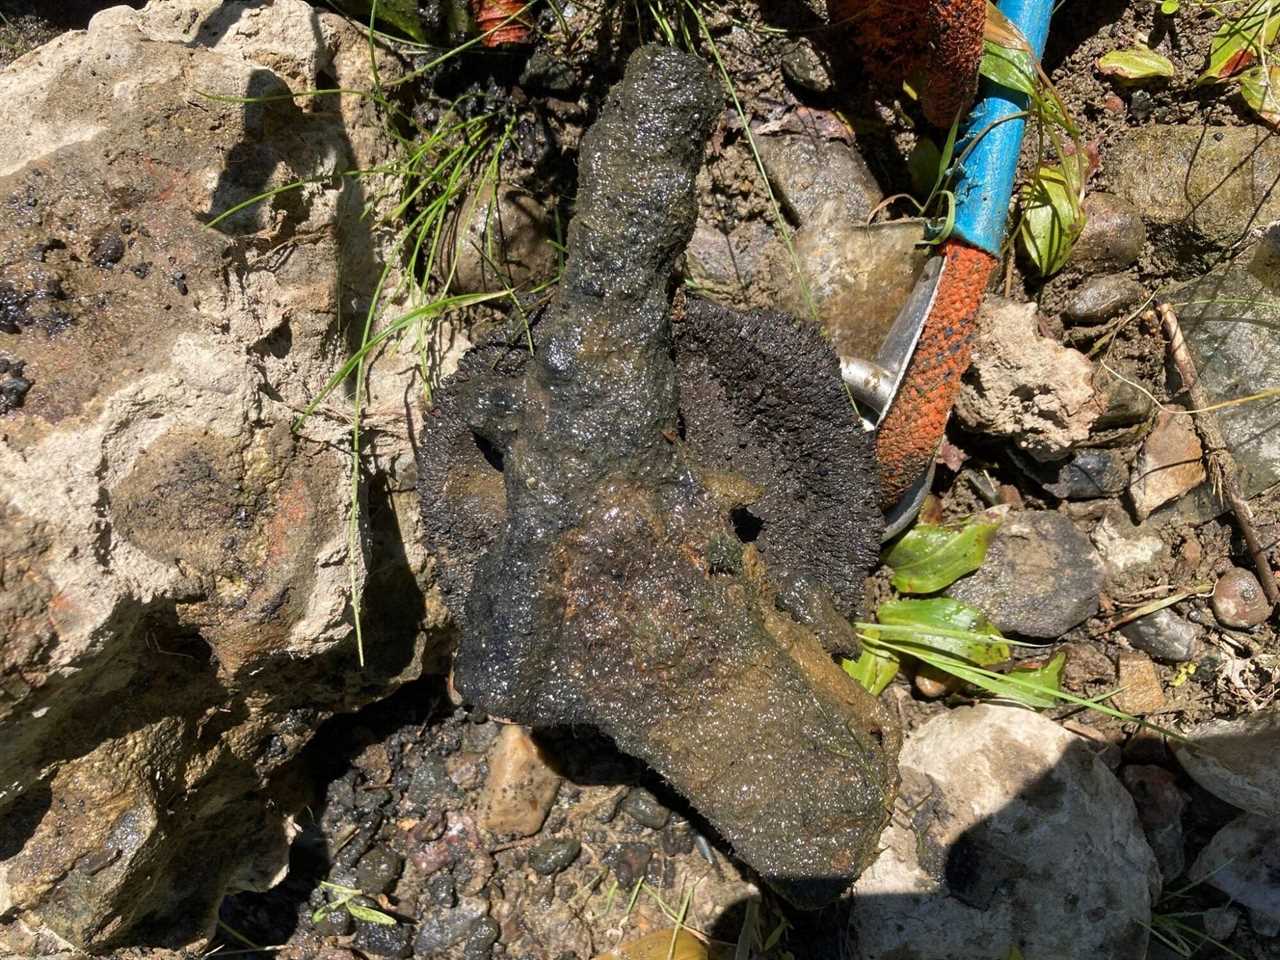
1212,567,1271,628
621,787,671,829
528,836,581,875
1119,608,1203,662
355,846,403,896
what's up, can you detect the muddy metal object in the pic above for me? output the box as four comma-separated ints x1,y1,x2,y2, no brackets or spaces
419,46,897,907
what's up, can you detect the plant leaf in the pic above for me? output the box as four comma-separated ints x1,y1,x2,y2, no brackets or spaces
594,929,709,960
883,519,1001,593
1097,46,1176,82
1001,651,1067,708
332,0,427,41
876,598,1011,665
1019,159,1087,277
1161,0,1180,14
842,647,901,696
1240,63,1280,126
1198,0,1280,85
979,39,1038,98
347,902,398,925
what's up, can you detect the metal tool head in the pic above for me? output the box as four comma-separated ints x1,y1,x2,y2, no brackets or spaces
841,254,946,540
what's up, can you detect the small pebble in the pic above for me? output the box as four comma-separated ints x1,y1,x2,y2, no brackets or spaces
1203,905,1239,941
350,917,412,958
529,836,581,875
463,917,501,960
1119,608,1203,663
425,870,456,908
90,230,124,267
1113,651,1167,716
413,900,487,954
355,846,403,896
660,820,694,857
1212,567,1272,628
605,842,652,888
621,788,670,829
314,906,352,936
447,751,487,791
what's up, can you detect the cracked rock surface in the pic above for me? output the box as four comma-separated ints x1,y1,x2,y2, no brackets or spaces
418,44,896,908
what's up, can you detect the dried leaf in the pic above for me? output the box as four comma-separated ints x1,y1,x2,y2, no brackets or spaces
347,902,397,925
1198,0,1280,84
883,518,1001,593
596,930,709,960
1240,63,1280,126
1096,46,1175,82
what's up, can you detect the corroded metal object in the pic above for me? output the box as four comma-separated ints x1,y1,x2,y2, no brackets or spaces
418,45,899,907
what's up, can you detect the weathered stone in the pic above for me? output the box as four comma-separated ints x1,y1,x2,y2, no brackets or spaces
1189,814,1280,937
1120,608,1203,663
351,918,412,958
1174,707,1280,817
947,511,1104,638
1212,566,1272,628
476,726,562,838
1121,764,1188,881
419,47,898,908
621,788,671,830
446,184,557,294
1090,509,1169,586
851,704,1160,960
780,38,834,95
0,3,437,953
1027,448,1129,500
1113,651,1168,716
1070,193,1146,269
1165,232,1280,500
355,847,403,896
1063,273,1146,324
955,298,1100,460
1129,409,1205,520
1112,125,1280,249
528,837,580,875
756,133,882,226
413,898,488,955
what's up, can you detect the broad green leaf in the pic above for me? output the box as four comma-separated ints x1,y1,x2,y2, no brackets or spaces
1240,63,1280,126
1097,46,1176,82
909,137,943,200
1161,0,1180,13
842,647,901,696
1198,0,1280,84
876,598,1011,666
347,902,397,925
1019,160,1087,277
883,519,1001,593
979,39,1038,98
1001,651,1067,708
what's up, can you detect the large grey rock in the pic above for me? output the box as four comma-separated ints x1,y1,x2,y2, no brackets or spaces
947,511,1104,638
1111,125,1280,249
1168,232,1280,500
851,704,1160,960
1189,814,1280,937
0,3,442,953
1174,707,1280,818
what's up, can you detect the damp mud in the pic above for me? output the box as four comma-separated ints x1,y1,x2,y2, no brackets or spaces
418,44,898,908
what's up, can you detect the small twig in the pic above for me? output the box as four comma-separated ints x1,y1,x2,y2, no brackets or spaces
1158,302,1279,607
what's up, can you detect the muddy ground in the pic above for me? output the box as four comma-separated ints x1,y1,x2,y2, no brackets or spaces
8,1,1280,959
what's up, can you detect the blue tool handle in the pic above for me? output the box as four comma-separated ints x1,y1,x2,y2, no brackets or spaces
951,0,1054,256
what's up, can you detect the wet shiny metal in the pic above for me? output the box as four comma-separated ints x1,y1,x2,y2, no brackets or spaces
841,255,946,539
